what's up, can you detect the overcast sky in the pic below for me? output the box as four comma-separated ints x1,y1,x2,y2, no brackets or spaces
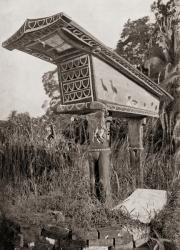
0,0,154,120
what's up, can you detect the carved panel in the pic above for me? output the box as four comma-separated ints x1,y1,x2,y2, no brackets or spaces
59,55,93,104
92,56,160,117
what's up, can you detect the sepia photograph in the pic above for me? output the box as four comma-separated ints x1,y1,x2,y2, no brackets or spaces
0,0,180,249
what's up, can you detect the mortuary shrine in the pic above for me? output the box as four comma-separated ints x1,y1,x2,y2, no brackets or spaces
2,13,173,205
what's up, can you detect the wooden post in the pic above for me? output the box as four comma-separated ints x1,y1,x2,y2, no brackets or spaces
87,110,112,206
128,118,146,188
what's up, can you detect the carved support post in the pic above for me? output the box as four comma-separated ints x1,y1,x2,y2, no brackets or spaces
87,110,112,206
128,118,146,188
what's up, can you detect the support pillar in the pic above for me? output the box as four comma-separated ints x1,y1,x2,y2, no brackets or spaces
128,118,146,188
87,110,112,206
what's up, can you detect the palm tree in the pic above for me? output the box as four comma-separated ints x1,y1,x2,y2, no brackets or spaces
145,1,180,247
144,0,180,146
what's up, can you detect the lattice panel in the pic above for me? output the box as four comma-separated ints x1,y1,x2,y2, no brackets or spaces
60,55,93,104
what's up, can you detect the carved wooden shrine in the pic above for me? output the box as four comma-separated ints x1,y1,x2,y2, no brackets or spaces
2,13,173,204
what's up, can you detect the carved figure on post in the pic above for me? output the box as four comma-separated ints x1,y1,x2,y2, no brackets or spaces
87,110,112,204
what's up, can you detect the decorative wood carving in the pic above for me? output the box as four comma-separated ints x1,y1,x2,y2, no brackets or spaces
59,54,93,104
87,111,112,205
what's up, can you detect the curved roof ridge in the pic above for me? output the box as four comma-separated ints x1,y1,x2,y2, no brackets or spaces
2,12,65,49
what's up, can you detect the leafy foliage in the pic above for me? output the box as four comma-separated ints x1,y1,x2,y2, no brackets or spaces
116,16,156,70
42,68,60,114
149,0,180,142
116,0,180,83
150,0,180,78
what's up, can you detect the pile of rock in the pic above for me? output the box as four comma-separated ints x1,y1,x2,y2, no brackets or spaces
0,189,172,249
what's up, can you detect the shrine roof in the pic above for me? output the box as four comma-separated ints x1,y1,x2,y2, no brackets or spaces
2,12,172,101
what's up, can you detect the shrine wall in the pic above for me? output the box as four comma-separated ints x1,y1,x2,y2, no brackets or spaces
92,56,160,117
58,54,94,105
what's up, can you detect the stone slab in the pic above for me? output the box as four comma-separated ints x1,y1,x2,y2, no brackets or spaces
88,239,113,247
86,230,99,240
98,227,131,242
114,239,134,249
113,188,167,224
83,247,108,250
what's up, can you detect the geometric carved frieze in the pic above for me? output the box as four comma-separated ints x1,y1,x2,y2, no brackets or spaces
56,101,159,117
59,54,93,104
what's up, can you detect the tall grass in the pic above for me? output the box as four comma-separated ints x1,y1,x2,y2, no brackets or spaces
0,112,175,233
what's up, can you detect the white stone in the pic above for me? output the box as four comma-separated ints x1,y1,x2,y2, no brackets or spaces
29,242,35,247
45,237,56,245
113,188,168,224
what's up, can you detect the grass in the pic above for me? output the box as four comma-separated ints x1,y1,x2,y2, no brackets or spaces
0,112,178,247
